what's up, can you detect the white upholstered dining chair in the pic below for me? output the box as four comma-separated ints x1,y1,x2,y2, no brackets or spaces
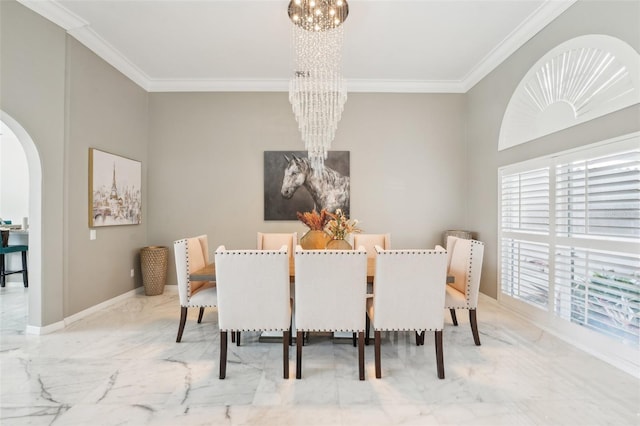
366,245,448,379
294,245,368,380
214,245,291,379
353,233,391,258
173,235,217,342
444,236,485,345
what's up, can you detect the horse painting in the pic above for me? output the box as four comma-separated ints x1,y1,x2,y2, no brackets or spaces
280,154,350,215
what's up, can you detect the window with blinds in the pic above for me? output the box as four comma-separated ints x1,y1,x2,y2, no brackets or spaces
555,246,639,346
501,167,550,233
501,238,549,309
556,150,640,239
499,134,640,351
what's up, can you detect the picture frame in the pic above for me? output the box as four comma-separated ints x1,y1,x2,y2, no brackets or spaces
264,150,350,220
89,148,142,227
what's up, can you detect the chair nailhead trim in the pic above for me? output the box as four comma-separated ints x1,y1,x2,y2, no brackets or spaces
378,250,447,255
374,328,442,332
216,251,287,256
295,251,366,255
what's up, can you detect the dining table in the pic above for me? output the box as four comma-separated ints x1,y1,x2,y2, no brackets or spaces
190,257,454,289
190,257,377,284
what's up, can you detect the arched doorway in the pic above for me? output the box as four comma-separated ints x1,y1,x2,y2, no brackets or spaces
1,111,43,332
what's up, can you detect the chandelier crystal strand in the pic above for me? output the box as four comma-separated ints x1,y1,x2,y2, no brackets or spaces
288,0,348,171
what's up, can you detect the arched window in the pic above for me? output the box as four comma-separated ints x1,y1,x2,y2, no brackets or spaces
499,35,640,151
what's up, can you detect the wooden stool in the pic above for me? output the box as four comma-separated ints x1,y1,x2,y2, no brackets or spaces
0,245,28,288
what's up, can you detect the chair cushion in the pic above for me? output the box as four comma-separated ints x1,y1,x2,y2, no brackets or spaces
444,285,467,309
0,245,28,254
187,285,217,307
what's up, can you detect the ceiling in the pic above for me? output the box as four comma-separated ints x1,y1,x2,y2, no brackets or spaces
19,0,576,93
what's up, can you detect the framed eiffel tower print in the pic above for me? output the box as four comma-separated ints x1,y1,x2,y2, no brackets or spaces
89,148,142,227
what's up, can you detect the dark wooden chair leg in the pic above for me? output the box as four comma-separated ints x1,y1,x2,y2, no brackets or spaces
435,330,444,379
296,331,303,379
21,251,28,288
365,314,371,345
352,332,357,347
374,330,381,379
219,331,227,379
450,309,458,326
469,309,481,346
231,331,235,343
176,307,187,342
197,307,205,323
358,331,365,380
236,331,241,346
289,316,293,346
283,330,290,379
415,331,421,346
0,253,5,287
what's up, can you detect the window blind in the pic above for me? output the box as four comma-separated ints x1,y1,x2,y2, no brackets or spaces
556,150,640,239
501,238,549,309
501,167,550,234
499,134,639,353
555,246,640,345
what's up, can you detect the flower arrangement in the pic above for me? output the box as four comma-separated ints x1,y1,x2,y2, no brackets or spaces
296,209,330,231
326,209,361,240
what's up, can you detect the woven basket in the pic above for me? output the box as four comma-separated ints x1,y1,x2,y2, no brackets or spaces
442,230,474,246
140,246,169,296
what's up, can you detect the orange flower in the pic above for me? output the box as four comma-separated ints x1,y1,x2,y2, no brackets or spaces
297,209,330,231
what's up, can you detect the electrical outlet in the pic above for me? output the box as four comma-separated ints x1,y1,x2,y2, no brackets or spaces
90,229,96,240
130,269,135,278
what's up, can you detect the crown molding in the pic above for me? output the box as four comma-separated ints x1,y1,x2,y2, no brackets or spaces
146,79,289,93
17,0,575,94
17,0,86,30
145,78,465,93
347,79,465,94
67,26,152,91
461,0,577,92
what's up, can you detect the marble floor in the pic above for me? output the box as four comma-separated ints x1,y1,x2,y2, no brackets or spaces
1,284,639,426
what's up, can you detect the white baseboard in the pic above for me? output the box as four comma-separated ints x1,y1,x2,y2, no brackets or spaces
26,286,147,335
26,321,64,335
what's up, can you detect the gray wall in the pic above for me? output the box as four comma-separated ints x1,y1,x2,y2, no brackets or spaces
1,0,66,326
1,1,149,322
148,92,467,284
466,0,640,298
65,37,149,315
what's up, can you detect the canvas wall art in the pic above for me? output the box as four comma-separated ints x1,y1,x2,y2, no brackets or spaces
89,148,142,227
264,151,350,221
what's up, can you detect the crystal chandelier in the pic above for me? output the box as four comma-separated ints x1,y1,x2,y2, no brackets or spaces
288,0,349,170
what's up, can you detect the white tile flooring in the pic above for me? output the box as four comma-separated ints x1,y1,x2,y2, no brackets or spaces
1,284,639,425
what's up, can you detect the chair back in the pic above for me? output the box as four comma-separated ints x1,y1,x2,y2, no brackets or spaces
215,245,290,331
196,234,210,263
294,245,367,332
447,237,485,308
372,246,447,331
173,236,208,306
353,233,390,258
257,232,297,258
